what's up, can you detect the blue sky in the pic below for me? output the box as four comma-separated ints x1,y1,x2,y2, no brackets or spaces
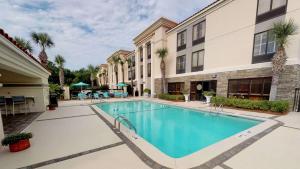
0,0,214,70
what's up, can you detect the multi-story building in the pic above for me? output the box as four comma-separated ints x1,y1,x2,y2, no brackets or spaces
133,18,177,96
106,0,300,107
107,50,131,89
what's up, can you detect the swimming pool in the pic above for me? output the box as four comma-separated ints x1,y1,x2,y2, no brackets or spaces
97,101,261,158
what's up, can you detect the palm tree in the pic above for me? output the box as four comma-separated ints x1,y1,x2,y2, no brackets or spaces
31,32,54,66
87,65,99,89
54,55,66,89
112,55,120,86
156,48,168,93
126,57,134,88
102,69,108,85
98,73,102,85
269,20,298,101
14,37,33,53
119,58,125,83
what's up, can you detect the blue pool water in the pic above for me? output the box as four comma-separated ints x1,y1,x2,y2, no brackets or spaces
97,101,261,158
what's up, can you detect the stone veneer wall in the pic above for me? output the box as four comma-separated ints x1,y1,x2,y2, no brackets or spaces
154,64,300,108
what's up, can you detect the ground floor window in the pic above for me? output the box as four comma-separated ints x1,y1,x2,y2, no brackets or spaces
168,82,184,95
228,77,272,100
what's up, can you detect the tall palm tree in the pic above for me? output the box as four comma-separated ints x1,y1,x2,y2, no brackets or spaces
126,57,134,88
269,20,298,101
98,73,102,85
112,55,120,86
156,48,168,93
54,55,66,89
102,69,108,85
31,32,54,66
87,65,99,89
14,36,33,53
119,58,125,83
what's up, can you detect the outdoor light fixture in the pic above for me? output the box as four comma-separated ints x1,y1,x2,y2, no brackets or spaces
212,74,217,79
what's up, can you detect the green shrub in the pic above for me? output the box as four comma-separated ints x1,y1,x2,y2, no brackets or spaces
144,88,151,93
211,96,289,113
158,93,184,101
1,132,33,146
99,84,109,91
203,91,216,96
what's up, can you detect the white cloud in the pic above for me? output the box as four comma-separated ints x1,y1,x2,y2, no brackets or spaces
0,0,214,69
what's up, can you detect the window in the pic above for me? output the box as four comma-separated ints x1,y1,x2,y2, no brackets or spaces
132,67,136,80
193,21,206,45
256,0,287,23
139,47,143,62
128,70,131,81
147,43,151,59
176,55,186,74
168,82,184,95
147,63,151,77
191,50,204,72
140,65,143,78
177,30,187,51
253,30,276,63
228,77,272,100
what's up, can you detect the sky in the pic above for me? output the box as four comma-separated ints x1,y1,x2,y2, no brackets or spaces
0,0,215,70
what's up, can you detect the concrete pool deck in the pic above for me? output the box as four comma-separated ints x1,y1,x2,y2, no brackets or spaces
0,98,299,169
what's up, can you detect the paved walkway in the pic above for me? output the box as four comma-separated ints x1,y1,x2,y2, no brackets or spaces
0,99,299,169
0,104,150,169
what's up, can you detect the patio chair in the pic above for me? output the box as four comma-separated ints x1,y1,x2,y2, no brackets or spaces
103,92,110,99
122,92,128,98
0,96,8,116
93,93,100,99
78,93,87,100
12,96,28,116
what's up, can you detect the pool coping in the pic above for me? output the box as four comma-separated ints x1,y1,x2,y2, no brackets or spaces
91,99,282,169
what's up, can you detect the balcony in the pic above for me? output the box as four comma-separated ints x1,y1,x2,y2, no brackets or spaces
177,44,186,51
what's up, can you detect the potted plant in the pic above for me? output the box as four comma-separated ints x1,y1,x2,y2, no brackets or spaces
182,89,190,102
1,132,33,152
143,88,151,97
203,91,216,104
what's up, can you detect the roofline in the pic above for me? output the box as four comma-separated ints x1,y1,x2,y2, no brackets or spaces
133,17,178,45
167,0,223,33
0,28,51,74
106,49,131,62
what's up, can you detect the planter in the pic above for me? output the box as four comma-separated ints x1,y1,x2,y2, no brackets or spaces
9,139,31,152
48,105,56,111
184,94,190,102
205,96,212,104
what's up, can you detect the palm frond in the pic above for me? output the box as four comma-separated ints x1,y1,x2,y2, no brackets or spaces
272,19,298,47
54,55,66,68
14,36,33,53
156,48,168,59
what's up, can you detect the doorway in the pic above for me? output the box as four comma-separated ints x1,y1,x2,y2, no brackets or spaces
190,80,217,101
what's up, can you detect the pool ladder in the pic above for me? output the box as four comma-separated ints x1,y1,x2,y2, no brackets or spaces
210,104,224,114
114,115,138,139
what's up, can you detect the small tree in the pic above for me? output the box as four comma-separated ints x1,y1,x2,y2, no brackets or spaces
112,56,120,86
156,48,168,93
87,65,99,89
269,20,298,101
126,57,134,88
54,55,66,89
119,58,125,83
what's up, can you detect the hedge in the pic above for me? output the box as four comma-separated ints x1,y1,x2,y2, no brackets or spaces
158,93,185,101
211,96,289,113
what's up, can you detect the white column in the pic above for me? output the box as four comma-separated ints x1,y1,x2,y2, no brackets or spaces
0,112,4,141
143,44,147,86
135,47,141,96
150,41,155,98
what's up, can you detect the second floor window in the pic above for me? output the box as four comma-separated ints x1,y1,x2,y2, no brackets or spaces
193,21,206,45
253,30,276,63
192,50,204,72
147,43,151,59
177,30,186,51
132,55,136,67
147,63,151,77
140,65,143,78
176,55,186,74
139,47,143,62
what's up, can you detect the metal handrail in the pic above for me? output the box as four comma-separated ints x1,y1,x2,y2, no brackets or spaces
114,115,137,135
